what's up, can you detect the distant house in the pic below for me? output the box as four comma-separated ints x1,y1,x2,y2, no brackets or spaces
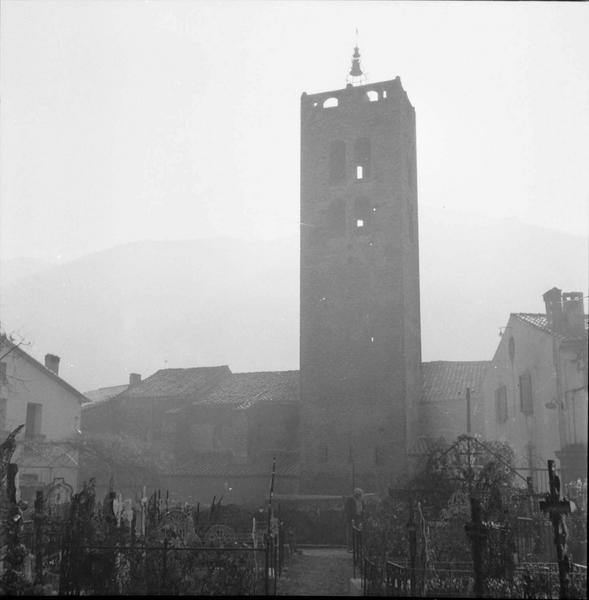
82,367,299,504
83,372,142,405
481,288,588,489
410,361,490,460
0,335,85,502
163,370,300,504
82,366,230,442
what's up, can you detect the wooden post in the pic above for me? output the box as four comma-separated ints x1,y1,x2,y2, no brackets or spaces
406,498,417,597
3,463,24,595
161,536,169,595
265,456,276,596
465,497,488,598
466,387,472,434
539,460,575,600
34,490,46,585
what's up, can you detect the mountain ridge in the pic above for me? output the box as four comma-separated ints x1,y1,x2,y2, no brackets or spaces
1,210,586,391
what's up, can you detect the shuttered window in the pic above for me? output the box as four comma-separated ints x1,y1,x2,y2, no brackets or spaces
519,371,533,416
25,403,42,438
495,385,508,423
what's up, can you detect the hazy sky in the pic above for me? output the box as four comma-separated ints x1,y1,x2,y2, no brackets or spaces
1,1,588,264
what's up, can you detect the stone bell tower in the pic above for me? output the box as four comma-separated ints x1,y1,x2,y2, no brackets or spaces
299,46,422,494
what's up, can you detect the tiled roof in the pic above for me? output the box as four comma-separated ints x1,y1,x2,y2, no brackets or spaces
83,384,129,406
0,336,87,404
195,370,300,409
170,453,300,478
513,313,588,341
422,361,490,403
121,365,231,399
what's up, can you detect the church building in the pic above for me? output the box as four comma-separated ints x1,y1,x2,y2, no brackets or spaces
82,46,498,504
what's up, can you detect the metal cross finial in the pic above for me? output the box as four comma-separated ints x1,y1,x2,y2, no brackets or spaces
347,29,366,87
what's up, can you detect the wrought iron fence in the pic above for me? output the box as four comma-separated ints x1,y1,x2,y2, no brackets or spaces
383,561,473,598
512,562,587,600
58,541,271,596
381,561,587,599
362,558,385,596
352,524,363,579
385,561,410,597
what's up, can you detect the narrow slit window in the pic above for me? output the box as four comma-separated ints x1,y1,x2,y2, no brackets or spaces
354,197,371,232
354,138,371,180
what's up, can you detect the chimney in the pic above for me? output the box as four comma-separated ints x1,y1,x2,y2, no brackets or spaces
129,372,142,387
543,287,564,333
562,291,585,337
44,354,60,375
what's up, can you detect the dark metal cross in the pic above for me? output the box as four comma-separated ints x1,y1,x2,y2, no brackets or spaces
539,459,576,600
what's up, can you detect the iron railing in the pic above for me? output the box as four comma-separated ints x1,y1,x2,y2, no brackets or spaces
58,541,272,596
352,524,363,579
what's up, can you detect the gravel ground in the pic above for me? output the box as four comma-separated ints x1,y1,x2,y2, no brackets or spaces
277,548,353,596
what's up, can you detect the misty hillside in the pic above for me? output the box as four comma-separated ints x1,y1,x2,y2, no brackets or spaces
0,257,54,285
0,209,586,392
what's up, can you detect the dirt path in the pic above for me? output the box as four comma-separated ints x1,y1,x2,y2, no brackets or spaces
277,547,352,596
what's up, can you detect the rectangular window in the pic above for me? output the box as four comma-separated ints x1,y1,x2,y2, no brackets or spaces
348,445,354,464
356,219,364,228
519,371,533,416
25,403,42,439
318,444,328,464
495,385,508,424
356,165,364,180
0,362,6,384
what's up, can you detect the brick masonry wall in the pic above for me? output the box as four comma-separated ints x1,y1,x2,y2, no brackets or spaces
300,79,422,494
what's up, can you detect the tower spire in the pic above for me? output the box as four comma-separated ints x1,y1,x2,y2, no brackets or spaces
347,29,366,87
